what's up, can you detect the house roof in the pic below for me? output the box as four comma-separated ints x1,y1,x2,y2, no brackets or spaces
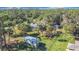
30,23,37,28
24,36,40,45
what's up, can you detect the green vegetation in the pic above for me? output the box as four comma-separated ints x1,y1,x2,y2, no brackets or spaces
0,8,77,51
40,33,75,51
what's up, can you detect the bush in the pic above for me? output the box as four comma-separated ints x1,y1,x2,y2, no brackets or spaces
15,37,25,43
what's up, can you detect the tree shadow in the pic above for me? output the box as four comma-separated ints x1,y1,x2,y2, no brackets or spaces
29,33,39,37
11,33,28,38
37,42,47,51
58,39,68,42
3,42,47,51
4,43,28,51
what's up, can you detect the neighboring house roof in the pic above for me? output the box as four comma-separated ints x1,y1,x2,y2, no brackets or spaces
30,23,38,28
0,37,3,41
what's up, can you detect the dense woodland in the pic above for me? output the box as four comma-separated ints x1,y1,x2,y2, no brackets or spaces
0,8,79,51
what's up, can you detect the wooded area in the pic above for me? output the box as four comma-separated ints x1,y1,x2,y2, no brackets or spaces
0,8,78,51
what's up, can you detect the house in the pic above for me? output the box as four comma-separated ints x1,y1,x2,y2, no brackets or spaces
53,22,60,30
30,23,38,30
24,36,40,48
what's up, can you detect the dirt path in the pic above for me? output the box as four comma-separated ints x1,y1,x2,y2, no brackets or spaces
75,40,79,51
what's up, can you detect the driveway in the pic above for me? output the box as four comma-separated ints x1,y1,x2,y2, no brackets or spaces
75,40,79,51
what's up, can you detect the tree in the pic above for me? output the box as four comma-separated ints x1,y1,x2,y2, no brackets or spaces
0,16,6,50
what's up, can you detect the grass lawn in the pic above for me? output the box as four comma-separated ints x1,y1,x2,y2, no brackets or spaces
40,33,75,51
40,37,56,50
49,41,68,51
40,37,68,51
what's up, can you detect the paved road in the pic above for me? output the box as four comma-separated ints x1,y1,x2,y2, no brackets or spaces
75,40,79,51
